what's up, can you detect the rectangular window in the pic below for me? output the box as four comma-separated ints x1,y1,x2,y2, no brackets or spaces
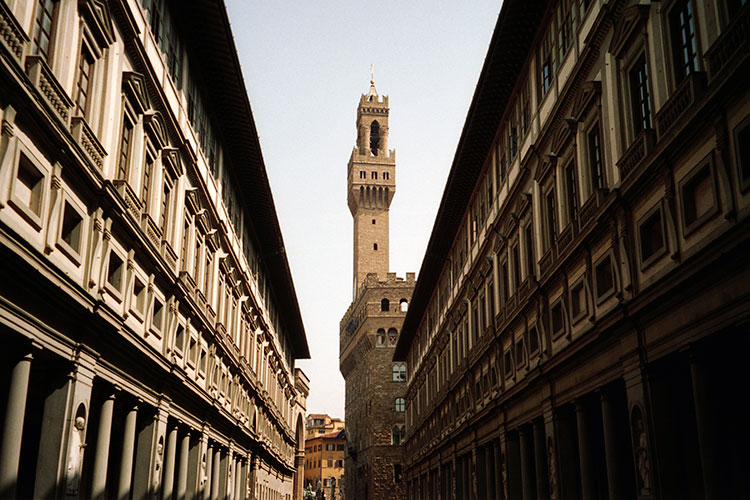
512,243,521,290
142,154,153,212
570,280,586,321
669,0,698,84
528,326,540,355
735,118,750,191
32,0,57,61
565,162,579,225
133,277,146,315
60,201,83,254
629,54,652,135
515,338,526,368
152,299,164,333
639,205,666,266
587,123,605,190
551,300,565,337
501,260,509,302
525,224,535,277
75,43,94,118
14,154,45,218
595,254,615,301
117,115,134,180
681,162,717,232
175,325,185,352
160,179,173,231
106,252,124,292
545,188,557,248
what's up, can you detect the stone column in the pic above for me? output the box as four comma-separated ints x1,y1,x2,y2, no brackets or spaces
163,424,178,500
234,458,242,499
690,353,721,499
205,442,213,499
176,431,190,500
519,428,534,500
493,441,503,500
574,401,596,500
117,403,139,500
484,444,495,500
211,446,221,500
0,351,32,499
92,391,116,500
533,421,549,500
463,456,471,500
600,392,622,500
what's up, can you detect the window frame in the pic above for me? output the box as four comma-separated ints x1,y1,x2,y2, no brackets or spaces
637,201,668,270
9,146,49,231
568,277,588,324
56,194,87,265
593,251,617,304
678,153,720,236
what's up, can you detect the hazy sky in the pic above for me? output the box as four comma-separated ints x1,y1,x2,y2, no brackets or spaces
224,0,502,419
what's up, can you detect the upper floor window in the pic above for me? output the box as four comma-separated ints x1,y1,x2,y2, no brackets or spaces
74,43,95,118
587,122,605,190
544,187,558,250
395,398,405,412
668,0,699,85
629,54,652,135
376,328,386,347
31,0,58,62
381,298,390,311
370,121,380,154
565,161,579,225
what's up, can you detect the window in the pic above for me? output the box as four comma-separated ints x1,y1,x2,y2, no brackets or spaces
31,0,58,61
370,121,380,153
669,0,698,85
587,122,605,190
565,162,579,225
570,279,587,322
106,251,124,293
373,243,378,250
516,337,526,368
152,299,164,333
525,224,535,277
594,254,615,302
629,54,652,135
376,329,386,347
400,299,408,312
359,170,366,179
394,464,402,483
395,398,405,412
381,298,390,311
512,243,521,290
680,161,717,233
638,204,666,267
372,219,376,224
326,444,335,451
13,154,45,222
160,179,173,231
188,337,197,365
132,277,146,316
371,171,378,179
550,300,565,337
503,349,513,377
735,117,750,191
500,259,509,303
117,115,134,180
384,172,390,180
528,326,540,356
392,425,405,445
59,201,84,255
74,43,95,118
545,188,558,249
388,328,398,346
142,153,154,212
175,325,185,352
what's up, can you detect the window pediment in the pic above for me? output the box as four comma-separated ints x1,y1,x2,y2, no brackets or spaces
122,72,149,115
144,112,168,149
571,81,602,122
162,147,183,179
79,0,115,47
608,4,651,58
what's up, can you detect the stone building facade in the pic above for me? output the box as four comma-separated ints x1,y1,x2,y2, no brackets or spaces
0,1,310,500
339,82,414,500
303,428,345,499
394,0,750,499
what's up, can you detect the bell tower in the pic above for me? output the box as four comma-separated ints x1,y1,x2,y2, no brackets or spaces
347,77,396,297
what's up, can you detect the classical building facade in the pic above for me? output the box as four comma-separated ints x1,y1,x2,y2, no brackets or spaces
0,1,310,500
394,0,750,499
303,427,346,499
339,81,414,500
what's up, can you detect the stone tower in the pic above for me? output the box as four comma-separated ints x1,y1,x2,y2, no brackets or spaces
340,79,413,500
347,79,396,297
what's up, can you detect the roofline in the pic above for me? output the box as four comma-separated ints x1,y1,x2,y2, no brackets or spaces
393,0,548,361
177,0,309,358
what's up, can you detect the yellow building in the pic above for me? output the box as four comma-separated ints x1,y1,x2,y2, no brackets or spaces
304,428,346,499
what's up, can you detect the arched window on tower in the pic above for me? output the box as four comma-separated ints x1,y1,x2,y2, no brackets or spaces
381,298,390,311
388,328,398,346
376,328,386,347
370,120,380,155
400,299,408,312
